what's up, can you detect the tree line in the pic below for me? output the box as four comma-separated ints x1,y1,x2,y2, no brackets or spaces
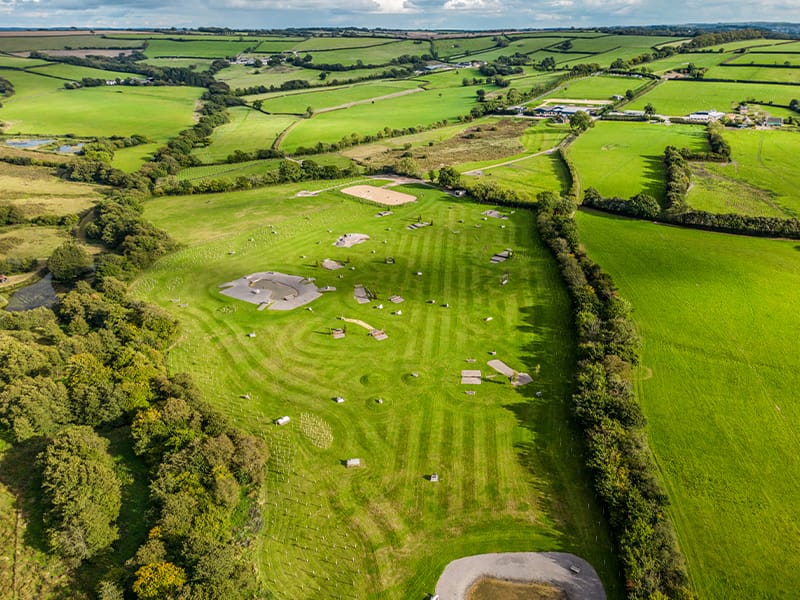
535,191,694,600
1,195,270,598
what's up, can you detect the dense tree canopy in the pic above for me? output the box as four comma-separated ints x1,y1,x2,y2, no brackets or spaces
39,426,122,564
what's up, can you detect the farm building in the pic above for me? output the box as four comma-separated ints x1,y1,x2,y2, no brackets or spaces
274,416,291,426
686,110,725,122
346,458,361,468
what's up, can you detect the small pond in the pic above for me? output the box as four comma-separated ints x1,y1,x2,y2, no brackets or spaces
4,138,54,149
57,143,84,154
5,274,58,312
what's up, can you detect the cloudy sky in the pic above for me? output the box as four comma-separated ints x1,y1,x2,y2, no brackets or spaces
0,0,797,30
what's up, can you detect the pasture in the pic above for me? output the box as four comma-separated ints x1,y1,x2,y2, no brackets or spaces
216,64,323,90
258,80,421,115
304,40,430,66
567,121,707,199
703,65,800,83
0,54,52,68
143,39,254,59
176,155,351,183
566,35,680,53
192,107,296,164
687,128,800,217
0,35,143,53
132,182,620,599
279,86,479,152
0,162,100,218
644,52,731,74
0,226,68,260
138,57,217,70
728,52,800,66
111,142,161,172
27,63,133,82
432,36,501,60
291,37,400,52
0,84,201,141
463,153,570,202
540,75,648,101
576,209,800,600
625,80,800,115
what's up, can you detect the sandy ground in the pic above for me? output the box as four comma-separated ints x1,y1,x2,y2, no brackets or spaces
435,552,606,600
339,317,376,331
341,185,417,206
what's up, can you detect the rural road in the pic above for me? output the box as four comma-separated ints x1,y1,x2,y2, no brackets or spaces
314,86,424,114
434,552,606,600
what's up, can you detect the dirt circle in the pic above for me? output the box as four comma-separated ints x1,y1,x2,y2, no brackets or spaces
341,185,417,206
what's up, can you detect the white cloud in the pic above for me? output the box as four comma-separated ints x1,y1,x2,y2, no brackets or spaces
442,0,503,11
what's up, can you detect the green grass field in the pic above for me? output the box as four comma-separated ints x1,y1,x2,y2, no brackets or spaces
143,39,254,58
567,121,707,199
138,57,217,70
177,158,285,181
1,83,201,141
111,142,161,172
27,63,133,82
432,36,500,60
192,107,296,163
280,86,479,152
216,64,323,90
626,80,800,115
132,182,620,599
728,53,800,66
304,40,430,66
766,41,800,52
687,128,800,217
701,39,787,52
540,75,648,101
576,209,800,600
259,80,421,114
291,37,401,52
463,153,569,202
704,65,800,83
568,35,680,53
0,35,143,53
0,54,52,68
644,52,731,74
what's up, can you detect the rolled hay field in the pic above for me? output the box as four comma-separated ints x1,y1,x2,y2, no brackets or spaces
576,209,800,599
131,182,622,599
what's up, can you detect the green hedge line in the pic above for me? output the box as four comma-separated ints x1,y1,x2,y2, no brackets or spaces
536,191,694,600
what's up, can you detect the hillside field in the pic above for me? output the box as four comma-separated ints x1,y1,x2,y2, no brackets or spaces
567,121,707,199
626,80,800,115
687,128,800,217
132,183,621,599
576,210,800,599
0,80,201,141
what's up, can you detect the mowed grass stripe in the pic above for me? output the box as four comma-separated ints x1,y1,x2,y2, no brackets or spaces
135,186,621,598
461,413,478,511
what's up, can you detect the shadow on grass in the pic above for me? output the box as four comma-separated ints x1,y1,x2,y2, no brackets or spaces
499,296,622,596
640,154,665,201
0,427,152,598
